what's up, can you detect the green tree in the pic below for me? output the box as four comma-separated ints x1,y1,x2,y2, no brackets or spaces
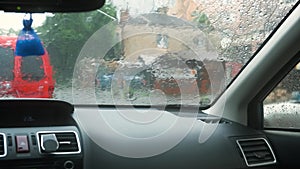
192,11,214,33
37,4,118,83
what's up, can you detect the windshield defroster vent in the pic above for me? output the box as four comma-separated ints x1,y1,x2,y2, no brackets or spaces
38,131,81,155
0,133,7,157
236,138,276,167
197,114,230,124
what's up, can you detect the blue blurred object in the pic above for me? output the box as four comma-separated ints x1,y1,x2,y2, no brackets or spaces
15,14,45,57
291,91,300,103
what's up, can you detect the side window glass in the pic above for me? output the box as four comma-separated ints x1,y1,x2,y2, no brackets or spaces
264,61,300,129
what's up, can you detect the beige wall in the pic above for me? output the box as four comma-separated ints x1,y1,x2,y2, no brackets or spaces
122,24,214,59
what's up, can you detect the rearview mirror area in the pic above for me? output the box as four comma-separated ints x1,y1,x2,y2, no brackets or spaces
0,0,105,13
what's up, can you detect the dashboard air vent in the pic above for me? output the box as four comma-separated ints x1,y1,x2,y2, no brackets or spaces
38,131,81,154
0,133,7,157
236,138,276,167
55,132,79,152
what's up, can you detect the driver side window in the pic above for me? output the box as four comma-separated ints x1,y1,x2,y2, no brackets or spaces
264,61,300,129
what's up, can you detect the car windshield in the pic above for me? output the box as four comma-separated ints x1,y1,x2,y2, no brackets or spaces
0,0,297,106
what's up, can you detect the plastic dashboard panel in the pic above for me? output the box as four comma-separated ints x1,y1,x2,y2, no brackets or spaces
0,100,278,169
74,106,278,169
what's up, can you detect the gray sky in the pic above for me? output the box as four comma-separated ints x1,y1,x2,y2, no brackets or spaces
0,12,47,30
111,0,176,17
0,1,176,30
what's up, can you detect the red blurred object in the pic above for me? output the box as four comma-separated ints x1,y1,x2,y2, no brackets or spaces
0,36,55,98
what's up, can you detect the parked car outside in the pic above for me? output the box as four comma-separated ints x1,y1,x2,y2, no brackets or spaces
0,36,55,98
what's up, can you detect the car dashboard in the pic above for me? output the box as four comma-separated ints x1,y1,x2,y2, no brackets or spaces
0,100,278,169
0,100,82,169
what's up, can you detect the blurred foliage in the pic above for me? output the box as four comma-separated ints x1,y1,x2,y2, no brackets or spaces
192,11,214,33
37,4,119,83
